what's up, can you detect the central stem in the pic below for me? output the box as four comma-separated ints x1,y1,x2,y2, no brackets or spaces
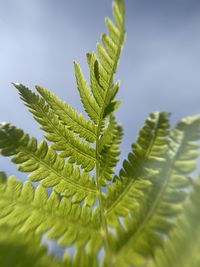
96,123,114,266
94,11,125,265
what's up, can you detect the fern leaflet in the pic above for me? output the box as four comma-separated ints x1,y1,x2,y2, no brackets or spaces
0,123,97,206
148,174,200,267
0,176,102,253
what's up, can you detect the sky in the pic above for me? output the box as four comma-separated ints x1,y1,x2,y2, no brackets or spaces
0,0,200,179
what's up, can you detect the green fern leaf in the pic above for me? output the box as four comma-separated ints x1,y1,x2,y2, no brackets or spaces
86,53,105,108
74,62,101,124
1,0,200,266
0,176,102,252
104,113,200,266
13,83,96,171
75,0,125,124
0,171,7,183
0,123,97,205
104,112,169,223
63,246,100,267
35,85,97,143
99,116,123,185
148,174,200,267
0,225,62,267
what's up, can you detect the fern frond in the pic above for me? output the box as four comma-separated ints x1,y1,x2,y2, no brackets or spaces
0,176,102,251
2,0,199,266
35,85,97,143
99,116,123,186
104,113,200,266
0,171,7,183
74,0,125,124
72,1,125,262
62,246,101,267
86,53,105,108
74,62,101,124
148,174,200,267
104,112,169,223
13,83,96,171
0,123,97,205
0,225,63,267
99,116,117,152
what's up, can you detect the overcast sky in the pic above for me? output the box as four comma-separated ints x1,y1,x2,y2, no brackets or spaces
0,0,200,179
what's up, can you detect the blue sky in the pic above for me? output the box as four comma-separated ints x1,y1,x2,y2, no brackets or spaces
0,0,200,179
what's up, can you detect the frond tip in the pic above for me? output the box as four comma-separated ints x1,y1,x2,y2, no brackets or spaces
74,0,125,124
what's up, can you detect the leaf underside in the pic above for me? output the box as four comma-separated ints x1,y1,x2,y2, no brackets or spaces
0,0,200,267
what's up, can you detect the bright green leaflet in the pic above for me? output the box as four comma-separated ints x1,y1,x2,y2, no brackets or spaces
0,1,200,266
